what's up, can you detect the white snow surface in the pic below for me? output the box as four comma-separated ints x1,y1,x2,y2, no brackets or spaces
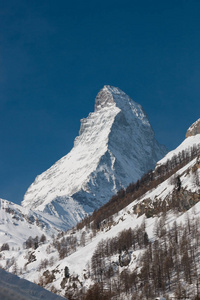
157,134,200,166
0,268,65,300
7,155,200,298
0,198,61,249
22,85,167,229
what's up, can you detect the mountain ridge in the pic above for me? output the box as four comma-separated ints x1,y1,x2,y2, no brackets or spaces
21,86,167,230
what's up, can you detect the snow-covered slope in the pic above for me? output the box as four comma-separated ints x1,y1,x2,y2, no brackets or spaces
0,268,65,300
1,121,200,299
2,133,199,299
157,134,200,167
0,198,62,250
22,85,167,229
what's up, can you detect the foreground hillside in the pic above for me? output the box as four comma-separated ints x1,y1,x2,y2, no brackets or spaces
0,122,200,299
0,268,65,300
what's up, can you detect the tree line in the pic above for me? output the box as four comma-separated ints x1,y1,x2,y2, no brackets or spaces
79,215,200,300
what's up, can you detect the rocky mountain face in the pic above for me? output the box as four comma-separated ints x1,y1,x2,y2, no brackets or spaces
21,85,167,229
186,118,200,138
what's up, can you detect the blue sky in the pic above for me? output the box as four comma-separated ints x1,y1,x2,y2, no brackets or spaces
1,0,200,204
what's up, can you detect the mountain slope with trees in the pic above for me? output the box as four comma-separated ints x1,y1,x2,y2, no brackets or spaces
1,122,200,299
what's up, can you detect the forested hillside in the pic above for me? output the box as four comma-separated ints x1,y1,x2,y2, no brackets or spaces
1,133,200,299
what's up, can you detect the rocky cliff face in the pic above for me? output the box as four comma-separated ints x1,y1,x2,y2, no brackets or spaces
22,85,167,229
186,118,200,138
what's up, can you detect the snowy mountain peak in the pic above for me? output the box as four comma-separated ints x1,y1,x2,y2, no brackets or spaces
186,118,200,138
22,86,167,230
95,85,149,125
94,85,131,111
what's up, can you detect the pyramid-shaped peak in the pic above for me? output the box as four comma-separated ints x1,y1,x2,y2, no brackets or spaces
22,85,167,229
186,118,200,138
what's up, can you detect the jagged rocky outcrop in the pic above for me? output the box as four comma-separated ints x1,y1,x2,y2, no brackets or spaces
186,118,200,138
22,85,167,229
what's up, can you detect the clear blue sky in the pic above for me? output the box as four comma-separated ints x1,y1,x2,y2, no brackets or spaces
1,0,200,204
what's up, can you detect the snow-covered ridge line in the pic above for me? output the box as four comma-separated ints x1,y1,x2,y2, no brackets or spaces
157,134,200,166
186,118,200,137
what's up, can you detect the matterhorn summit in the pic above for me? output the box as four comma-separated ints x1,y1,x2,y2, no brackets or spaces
22,85,167,229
